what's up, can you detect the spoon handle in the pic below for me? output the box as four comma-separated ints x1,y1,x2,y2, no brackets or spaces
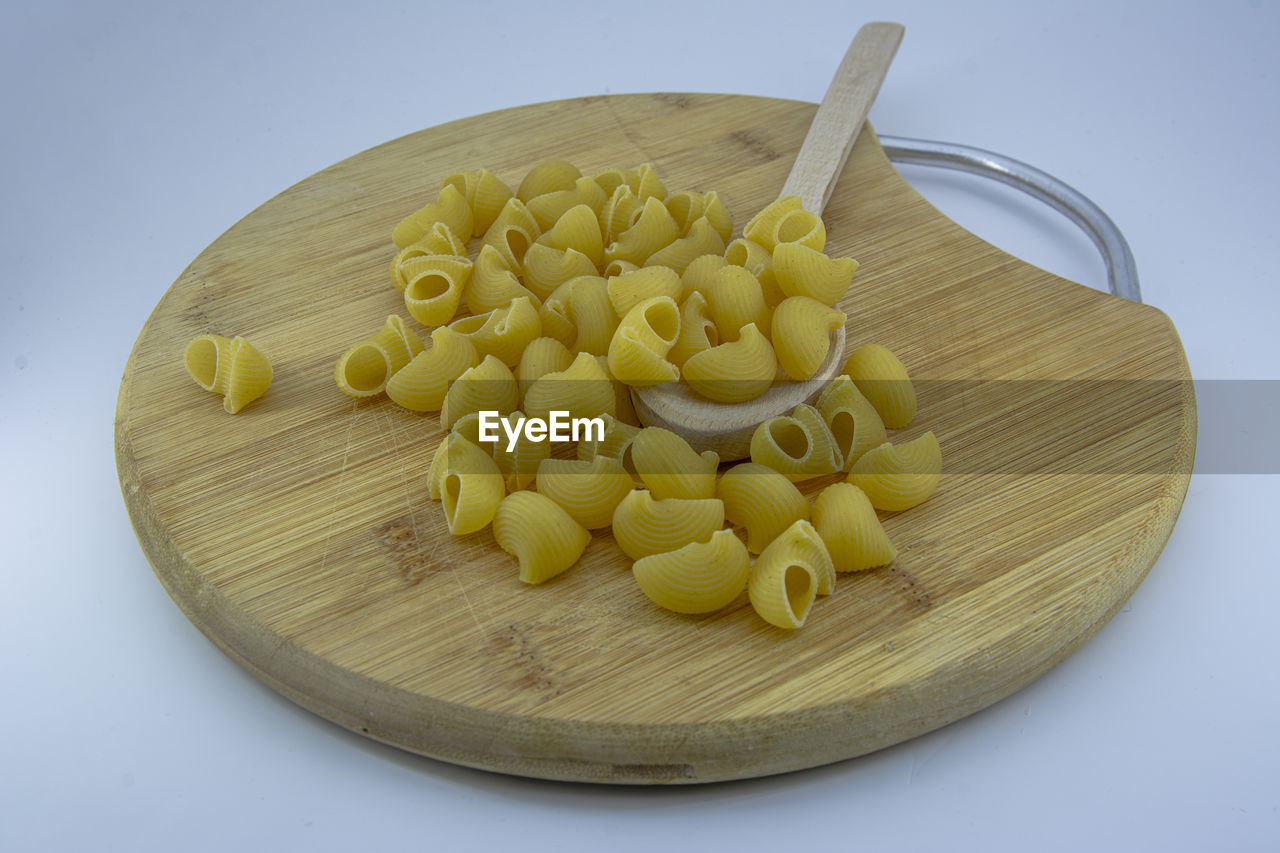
779,22,904,214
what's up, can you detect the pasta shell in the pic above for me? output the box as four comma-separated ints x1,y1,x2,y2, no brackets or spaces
724,238,785,307
440,354,519,430
610,489,724,561
847,432,942,512
184,334,273,414
605,196,679,266
448,296,542,367
386,326,480,413
526,176,608,232
392,183,474,248
481,197,541,272
642,217,726,275
536,454,634,530
844,344,918,429
704,264,772,342
749,403,842,480
492,491,591,584
516,336,574,398
537,203,604,268
522,351,617,424
403,255,473,327
680,253,728,301
682,322,776,403
632,529,750,615
464,244,539,315
389,223,467,290
771,296,846,381
667,290,720,367
606,296,681,387
443,168,514,234
631,426,719,501
607,266,682,319
488,411,551,491
516,159,581,203
814,375,887,470
717,462,811,554
428,431,501,500
334,315,424,398
521,244,597,302
748,519,833,629
772,242,859,306
812,482,897,572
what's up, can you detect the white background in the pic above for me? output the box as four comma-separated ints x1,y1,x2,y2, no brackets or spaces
3,1,1278,850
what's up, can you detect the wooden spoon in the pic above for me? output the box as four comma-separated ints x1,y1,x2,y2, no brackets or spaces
630,22,904,459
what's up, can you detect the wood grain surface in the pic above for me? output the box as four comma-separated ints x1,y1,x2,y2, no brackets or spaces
114,93,1195,784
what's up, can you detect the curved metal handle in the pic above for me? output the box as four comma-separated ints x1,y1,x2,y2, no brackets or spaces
878,135,1142,303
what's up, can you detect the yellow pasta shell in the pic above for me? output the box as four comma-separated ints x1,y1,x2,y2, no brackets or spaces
606,296,681,387
742,196,801,251
522,351,617,424
492,491,591,584
516,336,574,398
724,237,785,307
667,290,720,367
334,315,424,398
717,462,812,554
440,354,519,430
704,264,772,342
631,426,719,501
772,296,846,381
575,412,642,475
481,197,541,272
448,296,542,367
488,411,551,492
772,242,859,306
389,223,468,290
428,431,502,500
682,322,777,403
847,432,941,512
812,482,897,572
402,255,473,327
463,244,539,315
516,159,582,203
642,217,726,276
392,183,475,248
537,203,605,268
843,344,918,429
521,244,598,302
601,184,641,244
610,490,725,561
605,196,679,266
680,253,728,301
526,176,608,232
536,454,634,530
749,519,833,629
749,403,842,480
814,375,887,470
386,326,480,412
565,276,617,356
607,266,682,319
443,168,513,234
632,529,751,615
185,334,273,414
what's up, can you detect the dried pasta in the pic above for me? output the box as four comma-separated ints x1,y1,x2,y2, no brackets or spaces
813,375,886,470
526,176,608,231
492,491,591,584
682,322,776,403
440,354,519,430
536,454,634,530
812,482,897,572
844,343,917,429
605,196,679,266
443,167,513,234
750,402,842,480
516,336,574,398
393,183,474,249
521,351,617,423
436,452,505,536
464,244,539,315
632,529,750,615
724,238,785,307
402,255,474,326
607,266,682,318
389,222,467,290
611,490,725,561
334,315,423,398
481,197,541,272
717,462,812,554
642,217,726,275
748,519,834,629
630,426,719,501
516,159,582,203
667,290,719,367
704,264,772,342
386,326,479,412
847,432,941,511
448,295,542,367
184,334,273,414
771,296,846,381
772,242,859,306
606,296,681,386
537,203,604,268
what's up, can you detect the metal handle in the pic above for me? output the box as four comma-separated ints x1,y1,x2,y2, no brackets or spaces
878,136,1142,303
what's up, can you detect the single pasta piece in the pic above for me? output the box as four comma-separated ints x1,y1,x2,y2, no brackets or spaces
632,529,751,615
591,167,630,198
184,334,273,414
745,195,826,252
605,196,679,266
516,159,581,203
576,412,642,476
703,264,771,342
526,176,608,231
606,296,681,386
667,290,720,367
442,167,513,234
663,190,708,236
402,255,474,326
772,296,846,380
492,491,591,584
448,295,542,367
749,519,834,629
392,183,474,248
814,375,887,470
772,242,859,306
847,432,942,511
389,222,467,290
717,462,812,554
464,244,539,315
481,197,541,272
536,454,634,529
334,315,424,398
680,253,728,301
437,449,506,537
521,243,598,302
812,482,897,572
428,431,499,499
522,351,617,423
630,426,719,501
537,203,604,268
489,411,551,491
749,403,842,480
611,489,725,560
516,336,574,398
607,266,682,318
843,343,917,429
631,162,668,202
742,196,801,251
724,237,786,307
600,183,641,244
682,322,776,403
642,217,726,275
387,326,480,412
565,275,617,356
440,354,519,430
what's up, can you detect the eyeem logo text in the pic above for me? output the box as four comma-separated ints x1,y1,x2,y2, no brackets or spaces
476,410,606,452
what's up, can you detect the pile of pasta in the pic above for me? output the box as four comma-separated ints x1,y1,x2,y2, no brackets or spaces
332,159,941,629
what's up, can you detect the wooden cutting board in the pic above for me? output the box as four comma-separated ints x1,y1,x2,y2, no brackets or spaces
115,93,1195,784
